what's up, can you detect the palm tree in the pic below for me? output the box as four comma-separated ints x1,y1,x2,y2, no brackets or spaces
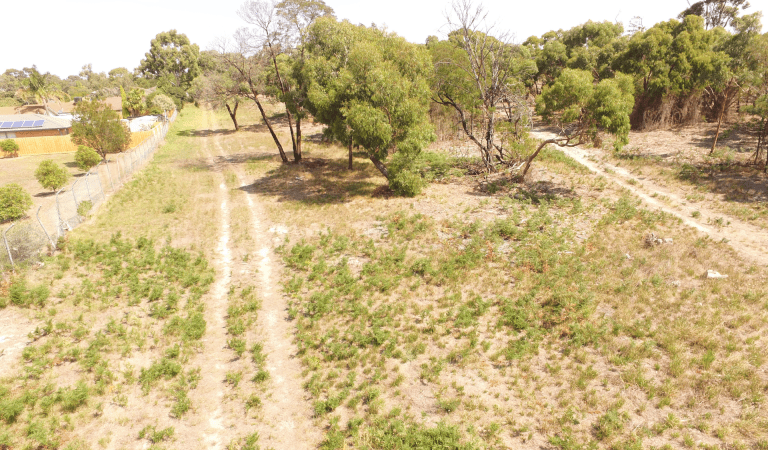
15,67,69,112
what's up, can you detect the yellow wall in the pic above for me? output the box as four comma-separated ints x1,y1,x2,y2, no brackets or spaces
12,128,157,156
16,136,77,155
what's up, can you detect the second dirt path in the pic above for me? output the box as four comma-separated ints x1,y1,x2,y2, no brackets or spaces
533,130,768,267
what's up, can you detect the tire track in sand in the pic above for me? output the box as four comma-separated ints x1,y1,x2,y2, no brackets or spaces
195,109,233,449
206,109,322,450
532,130,768,267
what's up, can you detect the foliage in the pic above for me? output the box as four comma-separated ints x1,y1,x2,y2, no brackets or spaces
0,183,32,223
74,146,101,171
302,17,435,179
15,66,68,108
430,3,536,171
125,88,147,116
678,0,751,29
71,99,132,160
34,160,70,191
389,170,425,197
152,94,176,113
536,69,635,150
137,30,200,107
0,139,19,156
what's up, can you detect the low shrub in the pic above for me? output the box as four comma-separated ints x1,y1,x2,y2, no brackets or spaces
74,146,101,171
389,169,424,197
0,139,19,157
0,183,32,223
35,160,70,191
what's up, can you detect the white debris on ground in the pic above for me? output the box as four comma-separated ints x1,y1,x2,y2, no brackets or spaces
705,270,729,279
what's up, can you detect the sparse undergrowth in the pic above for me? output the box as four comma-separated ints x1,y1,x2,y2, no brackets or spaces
280,183,768,449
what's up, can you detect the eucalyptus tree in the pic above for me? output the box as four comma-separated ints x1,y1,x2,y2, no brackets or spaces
430,0,537,173
709,12,763,153
301,17,435,180
613,15,731,129
536,69,634,145
138,30,201,107
237,0,334,162
193,63,245,130
678,0,751,29
214,39,289,162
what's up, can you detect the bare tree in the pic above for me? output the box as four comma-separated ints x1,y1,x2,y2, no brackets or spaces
194,68,244,131
214,37,289,162
237,0,334,163
432,0,535,173
238,0,301,161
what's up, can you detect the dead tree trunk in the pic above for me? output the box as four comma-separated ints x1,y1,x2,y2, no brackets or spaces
249,87,288,163
296,116,302,162
225,101,239,131
710,94,728,155
348,140,353,170
521,139,556,180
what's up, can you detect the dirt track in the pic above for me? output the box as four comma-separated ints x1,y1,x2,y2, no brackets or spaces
532,130,768,267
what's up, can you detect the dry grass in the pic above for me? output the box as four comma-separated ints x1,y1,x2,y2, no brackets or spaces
2,105,768,449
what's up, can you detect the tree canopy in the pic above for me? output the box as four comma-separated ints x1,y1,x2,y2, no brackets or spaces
137,30,201,107
302,17,436,180
70,99,132,160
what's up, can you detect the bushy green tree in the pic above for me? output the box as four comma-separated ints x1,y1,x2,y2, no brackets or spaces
74,146,101,171
71,99,132,160
0,139,19,157
302,17,435,181
152,94,176,113
0,184,32,223
125,88,147,117
35,160,70,191
613,15,730,127
536,68,635,150
137,30,200,107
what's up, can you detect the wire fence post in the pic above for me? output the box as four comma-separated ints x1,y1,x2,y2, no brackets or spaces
95,162,105,199
84,171,92,201
72,179,79,208
3,222,17,269
55,187,65,238
105,157,115,191
36,206,55,251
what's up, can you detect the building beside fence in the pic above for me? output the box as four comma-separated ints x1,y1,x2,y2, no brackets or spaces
0,114,72,140
1,110,178,269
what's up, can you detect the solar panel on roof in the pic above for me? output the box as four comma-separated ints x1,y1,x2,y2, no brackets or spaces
11,121,24,128
0,122,12,129
22,121,35,127
32,120,45,127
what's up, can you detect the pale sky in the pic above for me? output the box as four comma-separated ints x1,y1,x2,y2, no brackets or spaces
5,0,767,78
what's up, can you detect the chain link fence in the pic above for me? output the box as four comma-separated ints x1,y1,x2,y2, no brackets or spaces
1,111,177,269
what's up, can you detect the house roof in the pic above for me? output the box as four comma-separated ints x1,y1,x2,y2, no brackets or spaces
0,114,71,132
1,97,124,116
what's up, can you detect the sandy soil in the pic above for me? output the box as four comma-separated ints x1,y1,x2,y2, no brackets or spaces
531,128,768,267
205,109,322,449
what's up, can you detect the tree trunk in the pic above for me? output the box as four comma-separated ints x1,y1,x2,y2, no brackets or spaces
348,140,353,170
269,48,299,162
710,93,727,155
369,155,390,179
295,116,302,162
252,94,288,163
226,101,239,131
521,139,557,180
286,108,298,161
